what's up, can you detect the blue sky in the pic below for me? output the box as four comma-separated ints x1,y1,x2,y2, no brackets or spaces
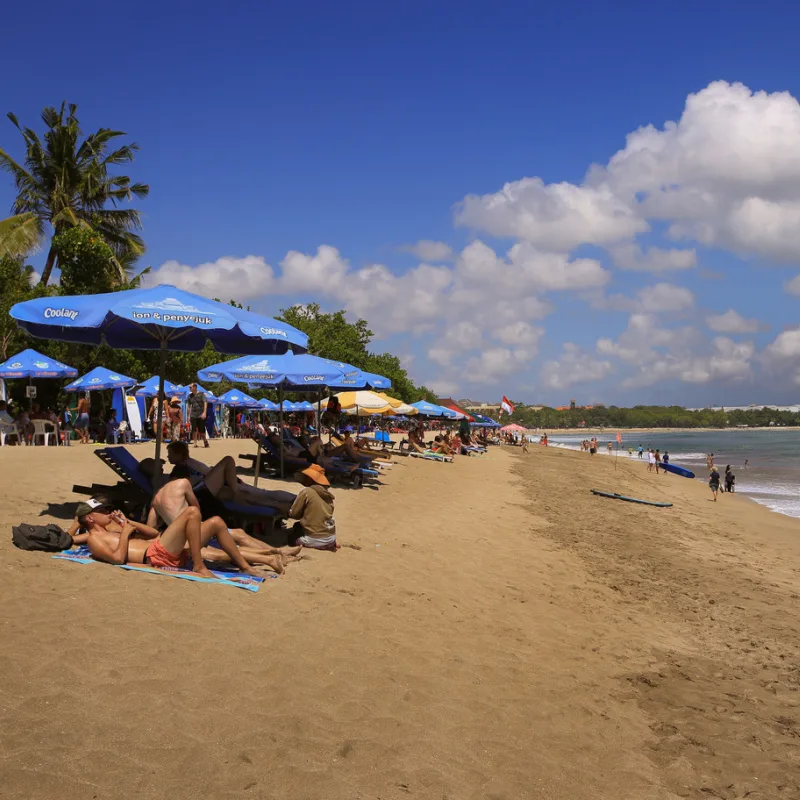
3,0,800,405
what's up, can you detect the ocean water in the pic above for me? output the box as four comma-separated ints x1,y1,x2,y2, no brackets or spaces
536,430,800,519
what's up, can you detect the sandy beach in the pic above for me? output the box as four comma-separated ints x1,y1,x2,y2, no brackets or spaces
1,440,799,799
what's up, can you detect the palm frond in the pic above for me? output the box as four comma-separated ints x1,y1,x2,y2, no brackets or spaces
0,212,45,258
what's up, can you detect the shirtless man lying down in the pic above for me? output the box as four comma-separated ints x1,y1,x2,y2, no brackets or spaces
145,473,300,564
79,499,283,577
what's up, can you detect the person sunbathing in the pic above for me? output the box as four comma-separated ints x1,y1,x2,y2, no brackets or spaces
287,465,338,551
78,499,278,578
163,442,295,513
306,436,359,475
431,436,455,456
145,471,299,567
327,430,381,466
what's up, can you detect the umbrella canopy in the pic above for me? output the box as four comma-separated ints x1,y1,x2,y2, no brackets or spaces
336,390,396,415
294,400,315,411
10,285,307,469
410,400,458,419
500,423,527,432
135,376,184,398
200,352,363,388
217,389,260,408
471,413,501,428
65,366,137,392
0,348,77,379
331,370,392,390
258,398,279,411
10,284,308,354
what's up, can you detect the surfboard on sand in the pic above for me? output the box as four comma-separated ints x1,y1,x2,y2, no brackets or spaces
660,462,695,478
591,489,673,508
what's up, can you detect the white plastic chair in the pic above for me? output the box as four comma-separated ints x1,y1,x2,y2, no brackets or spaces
0,423,22,446
32,419,57,446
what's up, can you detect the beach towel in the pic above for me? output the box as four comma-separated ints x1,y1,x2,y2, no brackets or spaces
53,546,274,592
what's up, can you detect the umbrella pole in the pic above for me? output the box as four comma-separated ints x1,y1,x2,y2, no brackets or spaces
253,408,262,488
279,385,284,479
28,377,32,411
153,340,167,486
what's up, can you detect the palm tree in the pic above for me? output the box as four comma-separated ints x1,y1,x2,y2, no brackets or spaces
0,212,44,259
0,102,149,285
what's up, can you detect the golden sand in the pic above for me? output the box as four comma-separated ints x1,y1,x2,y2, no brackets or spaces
0,440,798,799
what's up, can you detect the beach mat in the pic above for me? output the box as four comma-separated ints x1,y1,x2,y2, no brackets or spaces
53,546,274,592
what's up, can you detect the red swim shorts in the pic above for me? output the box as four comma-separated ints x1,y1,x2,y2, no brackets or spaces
145,538,190,570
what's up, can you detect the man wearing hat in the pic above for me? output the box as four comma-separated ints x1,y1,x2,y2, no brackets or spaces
287,465,338,551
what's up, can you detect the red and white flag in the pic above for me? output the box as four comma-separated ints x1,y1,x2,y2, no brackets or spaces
500,396,515,416
616,430,622,444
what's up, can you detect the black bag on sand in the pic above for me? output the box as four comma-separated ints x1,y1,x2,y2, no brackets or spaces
12,523,73,552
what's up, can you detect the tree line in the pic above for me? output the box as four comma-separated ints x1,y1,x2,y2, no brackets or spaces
0,102,437,408
505,404,800,429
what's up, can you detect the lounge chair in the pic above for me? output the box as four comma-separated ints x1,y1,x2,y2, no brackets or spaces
408,449,453,463
252,436,379,488
72,446,281,527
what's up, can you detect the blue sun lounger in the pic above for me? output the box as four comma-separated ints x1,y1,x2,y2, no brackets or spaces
78,446,280,525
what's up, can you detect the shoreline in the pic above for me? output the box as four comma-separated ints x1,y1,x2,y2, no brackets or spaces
519,425,800,434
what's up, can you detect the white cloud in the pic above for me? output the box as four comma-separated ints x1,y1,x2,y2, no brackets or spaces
540,343,613,390
783,274,800,296
458,81,800,263
609,242,696,272
706,309,761,334
400,240,454,262
637,283,695,313
456,178,647,250
465,347,535,385
597,313,754,388
492,321,544,347
144,255,274,300
763,329,800,361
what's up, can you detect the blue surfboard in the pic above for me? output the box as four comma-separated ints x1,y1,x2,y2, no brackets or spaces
660,462,695,478
591,489,673,507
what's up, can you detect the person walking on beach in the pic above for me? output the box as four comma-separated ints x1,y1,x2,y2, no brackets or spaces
188,383,209,448
709,467,720,501
638,445,644,459
725,465,735,493
647,448,655,472
654,449,662,474
75,392,90,444
662,451,669,474
706,453,715,470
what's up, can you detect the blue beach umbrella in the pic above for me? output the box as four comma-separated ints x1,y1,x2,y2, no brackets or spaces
258,398,279,411
199,352,361,388
217,389,260,408
65,366,137,392
294,400,315,411
0,348,77,379
10,284,307,465
410,400,458,419
135,376,184,398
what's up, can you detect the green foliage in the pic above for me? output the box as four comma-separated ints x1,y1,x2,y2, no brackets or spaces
0,255,42,360
53,226,119,294
0,212,44,258
506,404,799,429
0,102,149,285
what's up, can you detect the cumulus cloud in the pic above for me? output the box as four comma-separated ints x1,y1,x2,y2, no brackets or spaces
399,240,454,262
609,242,696,272
540,344,613,390
144,255,274,300
458,81,800,263
636,283,695,313
456,178,647,250
705,309,761,334
597,313,754,388
783,274,800,296
465,347,536,384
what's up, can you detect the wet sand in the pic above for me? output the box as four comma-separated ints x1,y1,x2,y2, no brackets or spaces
0,440,798,799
